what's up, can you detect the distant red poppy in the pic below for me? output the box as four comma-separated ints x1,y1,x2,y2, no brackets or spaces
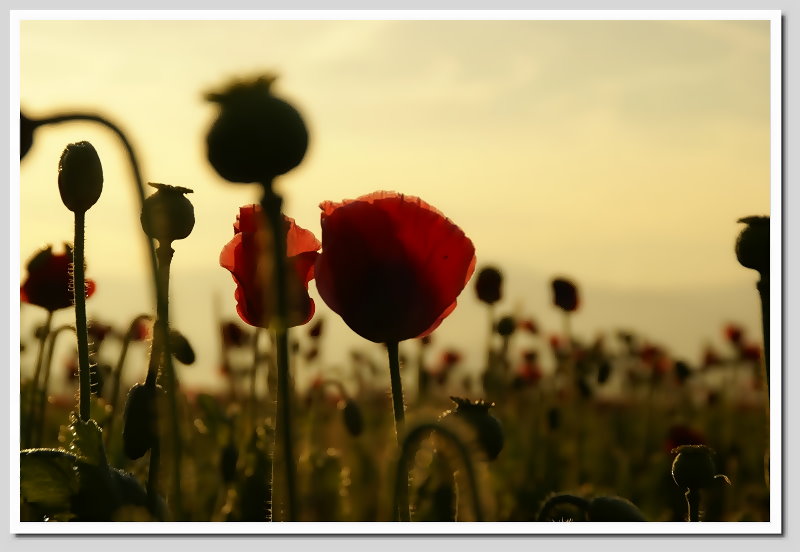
20,244,95,312
518,318,539,334
314,191,476,343
220,205,320,328
724,323,744,346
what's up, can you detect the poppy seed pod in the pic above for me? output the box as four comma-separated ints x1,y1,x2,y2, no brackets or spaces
122,383,163,460
475,266,502,305
552,277,580,312
140,183,195,243
206,75,309,184
341,399,364,437
735,216,769,275
496,315,516,337
439,396,504,461
671,445,729,491
58,141,104,213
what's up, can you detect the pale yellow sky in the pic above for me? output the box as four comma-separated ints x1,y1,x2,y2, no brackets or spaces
18,19,772,392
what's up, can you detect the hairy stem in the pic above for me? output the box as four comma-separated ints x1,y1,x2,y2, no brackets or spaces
73,211,91,422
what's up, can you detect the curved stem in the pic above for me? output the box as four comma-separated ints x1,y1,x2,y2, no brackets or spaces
393,422,484,522
536,493,590,522
106,314,151,448
686,488,701,522
260,188,297,521
23,311,53,448
34,324,75,447
73,211,91,422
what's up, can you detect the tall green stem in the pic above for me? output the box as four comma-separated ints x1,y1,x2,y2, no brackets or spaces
34,324,74,447
260,187,297,521
73,211,91,422
386,341,410,521
23,311,53,448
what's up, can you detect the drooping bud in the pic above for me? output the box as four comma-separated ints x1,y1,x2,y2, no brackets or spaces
439,396,504,461
58,141,103,212
140,183,195,243
552,277,579,312
340,399,364,437
122,383,163,459
735,216,769,275
474,266,502,305
169,329,196,365
205,75,309,184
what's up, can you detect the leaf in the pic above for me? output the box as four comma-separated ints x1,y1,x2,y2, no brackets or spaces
64,413,107,467
20,449,79,512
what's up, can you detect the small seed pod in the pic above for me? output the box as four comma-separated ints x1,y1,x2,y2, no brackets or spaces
474,266,503,305
169,329,196,365
340,399,364,437
496,315,516,337
140,183,195,243
122,382,163,460
205,75,309,183
220,442,239,484
735,216,769,275
58,141,103,212
671,444,730,491
439,396,504,461
552,277,579,312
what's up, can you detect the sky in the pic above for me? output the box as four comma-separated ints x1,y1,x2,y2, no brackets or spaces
17,18,773,393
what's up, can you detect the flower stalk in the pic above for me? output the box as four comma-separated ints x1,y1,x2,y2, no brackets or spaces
23,311,53,448
260,186,297,521
34,323,75,447
386,340,410,521
73,211,92,422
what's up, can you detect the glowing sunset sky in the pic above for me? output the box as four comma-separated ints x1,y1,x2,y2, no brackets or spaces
17,18,774,392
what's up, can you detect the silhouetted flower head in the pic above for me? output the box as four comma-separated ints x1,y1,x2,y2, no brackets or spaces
551,277,579,312
439,396,504,461
140,183,195,243
20,111,39,160
474,266,502,305
724,323,744,346
735,216,769,275
122,382,164,460
220,204,320,329
21,244,96,312
671,444,730,491
206,75,308,184
314,191,476,343
58,141,103,213
495,315,516,337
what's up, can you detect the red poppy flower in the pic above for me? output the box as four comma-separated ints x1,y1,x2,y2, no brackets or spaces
20,244,95,312
220,204,321,328
314,191,476,344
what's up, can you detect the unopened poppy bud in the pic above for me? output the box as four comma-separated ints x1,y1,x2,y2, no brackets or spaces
205,75,309,183
220,442,239,484
169,329,196,365
341,399,364,437
58,141,103,212
140,183,195,243
671,444,730,491
552,277,579,312
496,315,516,337
475,266,502,305
440,396,504,461
122,383,163,459
21,111,39,160
735,216,769,275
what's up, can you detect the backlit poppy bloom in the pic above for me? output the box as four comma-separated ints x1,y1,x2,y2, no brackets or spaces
220,205,320,328
21,244,95,312
315,191,476,344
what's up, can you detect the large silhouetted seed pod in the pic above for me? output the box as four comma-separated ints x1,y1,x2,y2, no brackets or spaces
671,444,726,491
140,183,195,243
205,75,309,183
735,216,769,275
474,266,502,305
122,383,162,460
